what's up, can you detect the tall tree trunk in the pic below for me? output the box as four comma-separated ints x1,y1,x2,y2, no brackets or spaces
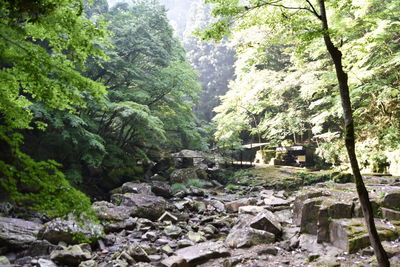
317,1,389,266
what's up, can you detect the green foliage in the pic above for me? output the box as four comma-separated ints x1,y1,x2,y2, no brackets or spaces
225,184,238,190
0,0,107,216
202,0,400,171
0,148,93,218
296,172,332,186
171,183,186,192
186,178,204,188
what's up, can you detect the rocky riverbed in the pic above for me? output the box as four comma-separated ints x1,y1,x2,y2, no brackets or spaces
1,165,400,267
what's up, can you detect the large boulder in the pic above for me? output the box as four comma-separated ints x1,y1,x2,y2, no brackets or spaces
329,218,400,253
92,201,134,221
111,193,171,220
225,226,275,248
0,217,42,249
121,182,153,195
248,210,282,236
38,218,103,245
50,244,91,266
225,214,277,248
151,181,173,198
174,241,230,266
382,188,400,209
170,167,207,183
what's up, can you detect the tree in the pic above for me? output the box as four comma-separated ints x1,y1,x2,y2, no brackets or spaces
201,0,390,265
0,0,107,216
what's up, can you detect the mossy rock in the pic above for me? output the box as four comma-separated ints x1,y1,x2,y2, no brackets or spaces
332,173,354,183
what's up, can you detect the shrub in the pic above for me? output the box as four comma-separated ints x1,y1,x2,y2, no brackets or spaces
225,184,238,190
186,178,204,188
171,183,186,192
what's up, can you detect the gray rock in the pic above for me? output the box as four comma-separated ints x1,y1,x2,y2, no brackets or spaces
329,218,400,253
175,241,230,265
121,182,153,195
382,207,400,220
249,210,282,236
38,258,58,267
92,201,134,221
225,198,257,213
225,226,275,248
170,168,199,183
151,181,173,198
164,225,182,237
187,231,206,243
161,255,188,267
0,256,10,266
126,243,150,262
26,239,57,256
112,193,170,220
39,218,103,245
297,198,322,234
238,205,266,215
0,216,42,249
104,217,137,233
209,200,225,212
50,244,91,265
383,189,400,209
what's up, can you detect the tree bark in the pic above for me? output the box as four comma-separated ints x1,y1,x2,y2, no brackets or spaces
317,1,389,266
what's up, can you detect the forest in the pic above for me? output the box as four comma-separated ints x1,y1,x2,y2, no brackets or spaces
0,0,400,266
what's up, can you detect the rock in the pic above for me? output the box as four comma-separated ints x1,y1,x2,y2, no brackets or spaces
238,205,266,215
292,189,329,226
151,181,173,198
225,226,275,248
177,239,194,248
187,231,206,243
92,201,134,221
0,216,42,249
162,244,174,255
79,260,98,267
164,225,182,237
382,207,400,220
225,198,257,213
121,182,153,195
258,246,279,256
158,212,178,223
249,210,282,236
127,243,150,262
0,256,10,265
161,255,188,267
383,189,400,209
113,193,170,220
37,259,58,267
317,198,353,243
175,241,230,266
50,244,91,265
39,218,103,245
141,231,157,241
294,198,323,234
209,200,225,212
104,217,137,233
329,218,400,253
170,168,199,183
26,239,57,256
